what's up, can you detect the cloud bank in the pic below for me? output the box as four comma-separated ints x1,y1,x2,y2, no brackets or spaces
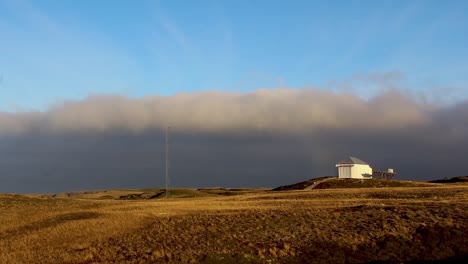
1,88,467,193
0,88,433,134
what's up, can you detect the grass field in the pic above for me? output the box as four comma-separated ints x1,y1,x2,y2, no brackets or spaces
1,185,467,263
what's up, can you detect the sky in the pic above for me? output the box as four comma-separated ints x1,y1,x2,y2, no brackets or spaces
0,0,468,193
1,0,468,109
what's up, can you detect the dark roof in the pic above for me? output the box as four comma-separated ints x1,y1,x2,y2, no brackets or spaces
336,156,369,165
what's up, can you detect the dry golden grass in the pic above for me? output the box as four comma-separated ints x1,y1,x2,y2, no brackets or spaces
1,185,467,263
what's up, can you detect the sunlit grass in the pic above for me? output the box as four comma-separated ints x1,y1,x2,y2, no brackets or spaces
1,186,467,263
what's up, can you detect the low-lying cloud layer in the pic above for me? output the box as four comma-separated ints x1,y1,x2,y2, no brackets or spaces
1,88,432,134
1,88,467,193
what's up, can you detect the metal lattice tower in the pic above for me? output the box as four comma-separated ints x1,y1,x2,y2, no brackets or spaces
165,126,170,198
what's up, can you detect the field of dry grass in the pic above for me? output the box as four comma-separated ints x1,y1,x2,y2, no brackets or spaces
1,185,467,263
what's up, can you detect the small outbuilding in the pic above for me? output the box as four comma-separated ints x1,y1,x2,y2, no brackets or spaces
336,156,373,179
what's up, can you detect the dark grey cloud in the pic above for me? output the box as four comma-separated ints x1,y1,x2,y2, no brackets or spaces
0,88,467,193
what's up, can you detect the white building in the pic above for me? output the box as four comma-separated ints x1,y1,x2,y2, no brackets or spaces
336,156,373,179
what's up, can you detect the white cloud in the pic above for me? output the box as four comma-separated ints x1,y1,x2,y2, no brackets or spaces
0,88,437,135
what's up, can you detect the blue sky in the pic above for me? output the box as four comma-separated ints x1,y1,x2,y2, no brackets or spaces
1,0,467,111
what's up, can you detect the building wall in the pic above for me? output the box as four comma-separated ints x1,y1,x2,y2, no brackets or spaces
337,164,372,179
338,166,352,178
351,164,373,179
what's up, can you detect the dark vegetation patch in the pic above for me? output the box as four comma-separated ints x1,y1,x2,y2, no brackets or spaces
118,189,208,200
366,189,465,200
314,179,428,189
1,212,101,240
274,178,438,191
42,188,266,200
97,195,115,200
272,177,333,191
118,188,258,200
429,176,468,183
119,192,165,200
197,188,266,196
0,194,101,210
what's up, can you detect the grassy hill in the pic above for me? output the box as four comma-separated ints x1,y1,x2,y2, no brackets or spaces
2,186,467,263
313,178,440,189
272,176,333,191
274,178,440,191
46,187,268,200
429,176,468,183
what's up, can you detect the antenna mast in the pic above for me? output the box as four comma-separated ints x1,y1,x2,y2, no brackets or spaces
165,126,170,198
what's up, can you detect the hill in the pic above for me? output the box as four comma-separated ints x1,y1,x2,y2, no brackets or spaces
274,178,440,191
1,186,467,263
45,187,267,200
429,176,468,183
272,176,334,191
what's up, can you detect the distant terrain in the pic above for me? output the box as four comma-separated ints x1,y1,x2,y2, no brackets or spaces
429,176,468,184
1,181,467,263
272,177,444,191
28,177,466,200
43,187,266,200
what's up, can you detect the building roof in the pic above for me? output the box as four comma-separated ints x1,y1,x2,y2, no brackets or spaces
336,156,369,165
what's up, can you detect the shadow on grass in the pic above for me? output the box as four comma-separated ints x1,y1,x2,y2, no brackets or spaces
289,223,467,264
0,212,101,240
